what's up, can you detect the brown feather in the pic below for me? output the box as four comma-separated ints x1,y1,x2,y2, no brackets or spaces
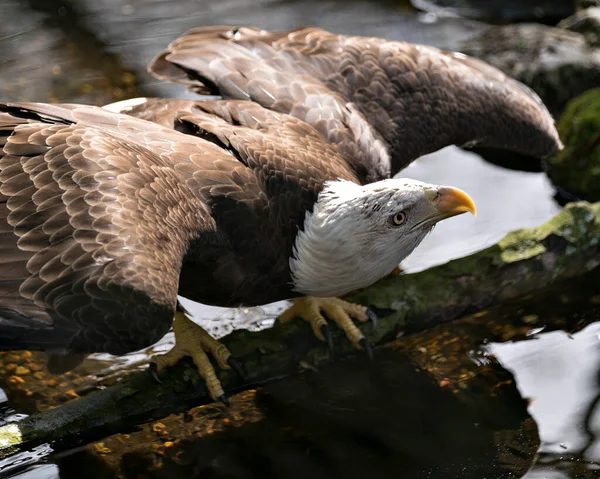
149,25,562,181
0,99,361,357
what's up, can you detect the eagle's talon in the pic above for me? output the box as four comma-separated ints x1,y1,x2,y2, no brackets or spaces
278,297,375,354
320,324,334,354
366,307,378,330
367,305,396,318
227,356,245,380
151,311,231,402
148,362,162,384
359,338,374,361
217,394,230,407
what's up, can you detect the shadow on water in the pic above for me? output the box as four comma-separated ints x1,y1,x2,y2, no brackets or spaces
56,351,535,479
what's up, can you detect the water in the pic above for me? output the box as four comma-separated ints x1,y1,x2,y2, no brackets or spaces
0,0,597,478
3,270,591,479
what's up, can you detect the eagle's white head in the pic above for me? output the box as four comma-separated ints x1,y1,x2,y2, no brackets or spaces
290,178,476,297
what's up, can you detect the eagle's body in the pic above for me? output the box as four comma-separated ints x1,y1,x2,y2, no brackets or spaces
0,26,563,398
0,100,361,355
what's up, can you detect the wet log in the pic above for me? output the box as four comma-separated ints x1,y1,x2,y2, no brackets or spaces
0,201,599,454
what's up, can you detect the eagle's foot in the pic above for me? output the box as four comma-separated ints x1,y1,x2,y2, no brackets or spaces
150,311,232,403
278,297,373,356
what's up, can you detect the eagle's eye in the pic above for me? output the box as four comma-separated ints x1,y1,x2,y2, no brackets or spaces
391,211,407,226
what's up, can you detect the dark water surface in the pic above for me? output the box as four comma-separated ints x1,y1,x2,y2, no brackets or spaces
0,0,597,478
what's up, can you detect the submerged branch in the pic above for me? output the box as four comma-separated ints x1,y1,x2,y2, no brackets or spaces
1,201,599,454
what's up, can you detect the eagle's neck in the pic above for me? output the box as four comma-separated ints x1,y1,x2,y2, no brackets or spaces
289,180,404,297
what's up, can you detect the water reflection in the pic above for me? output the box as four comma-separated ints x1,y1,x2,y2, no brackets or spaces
0,446,55,479
56,349,537,479
0,0,489,105
399,147,561,273
492,323,600,477
11,464,59,479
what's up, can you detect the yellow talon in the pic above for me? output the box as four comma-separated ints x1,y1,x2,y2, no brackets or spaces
279,296,370,350
151,311,232,401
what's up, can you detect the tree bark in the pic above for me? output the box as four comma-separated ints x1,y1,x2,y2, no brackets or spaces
1,201,599,455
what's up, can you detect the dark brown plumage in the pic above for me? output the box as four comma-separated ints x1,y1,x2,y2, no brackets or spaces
149,26,562,182
0,99,357,358
0,26,562,391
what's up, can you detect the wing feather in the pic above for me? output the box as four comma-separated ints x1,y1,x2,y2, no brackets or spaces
0,103,219,355
149,25,562,180
0,96,371,354
125,97,360,305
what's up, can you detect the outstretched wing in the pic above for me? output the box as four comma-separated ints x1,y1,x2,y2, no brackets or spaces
122,97,360,306
149,25,562,181
0,103,217,355
0,99,364,353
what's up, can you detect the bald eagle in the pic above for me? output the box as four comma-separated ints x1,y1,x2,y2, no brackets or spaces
0,26,561,402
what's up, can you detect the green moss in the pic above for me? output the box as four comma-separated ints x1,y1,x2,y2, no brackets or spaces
547,88,600,201
0,424,22,452
498,201,600,262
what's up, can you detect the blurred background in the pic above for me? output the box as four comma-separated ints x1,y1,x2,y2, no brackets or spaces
1,1,600,478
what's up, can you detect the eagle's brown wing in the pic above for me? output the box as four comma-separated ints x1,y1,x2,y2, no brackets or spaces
149,25,562,181
123,98,359,306
0,100,362,357
0,102,221,356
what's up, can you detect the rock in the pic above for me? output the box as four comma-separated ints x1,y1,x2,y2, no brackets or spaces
559,7,600,47
460,23,600,116
546,88,600,202
577,1,600,9
411,0,574,23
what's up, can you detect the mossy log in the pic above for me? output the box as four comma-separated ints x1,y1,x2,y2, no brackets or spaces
1,201,599,455
546,88,600,202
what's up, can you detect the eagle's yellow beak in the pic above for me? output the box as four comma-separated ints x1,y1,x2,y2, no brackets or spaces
433,186,477,218
409,185,477,232
424,186,477,221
